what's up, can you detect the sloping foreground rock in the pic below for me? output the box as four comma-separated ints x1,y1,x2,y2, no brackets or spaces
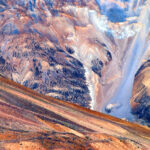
0,76,150,150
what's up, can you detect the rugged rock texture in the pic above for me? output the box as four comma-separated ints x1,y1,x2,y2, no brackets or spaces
0,0,113,110
131,60,150,126
0,76,150,150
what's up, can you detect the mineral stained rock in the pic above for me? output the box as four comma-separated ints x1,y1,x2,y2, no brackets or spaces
131,60,150,126
0,1,150,148
0,77,150,150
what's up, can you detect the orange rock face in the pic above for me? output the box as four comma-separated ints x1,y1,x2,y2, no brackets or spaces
0,77,150,150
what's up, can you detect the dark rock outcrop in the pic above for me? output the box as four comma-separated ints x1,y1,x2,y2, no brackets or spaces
131,60,150,126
